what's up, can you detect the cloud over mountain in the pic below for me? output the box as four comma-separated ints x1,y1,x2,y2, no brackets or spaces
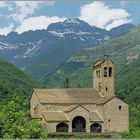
0,1,134,35
16,16,66,34
0,24,14,35
79,1,131,30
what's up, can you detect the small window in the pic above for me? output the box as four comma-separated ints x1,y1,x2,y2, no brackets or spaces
96,71,98,76
109,67,112,77
99,70,100,78
105,87,108,91
104,67,107,77
108,119,111,122
119,105,122,110
96,70,100,78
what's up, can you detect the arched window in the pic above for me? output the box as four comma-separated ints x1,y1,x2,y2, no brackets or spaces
96,70,101,78
104,67,107,77
56,123,68,132
72,116,86,132
109,67,112,77
96,71,98,77
90,123,102,132
99,70,100,78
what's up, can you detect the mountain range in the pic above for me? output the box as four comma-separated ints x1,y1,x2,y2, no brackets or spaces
0,18,135,79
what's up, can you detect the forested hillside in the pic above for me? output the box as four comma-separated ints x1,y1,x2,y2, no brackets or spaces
0,58,43,105
43,24,140,88
0,59,48,138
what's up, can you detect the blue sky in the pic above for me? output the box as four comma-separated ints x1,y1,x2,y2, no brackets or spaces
0,1,140,35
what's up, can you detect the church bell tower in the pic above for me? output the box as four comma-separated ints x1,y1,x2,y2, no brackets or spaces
93,55,115,97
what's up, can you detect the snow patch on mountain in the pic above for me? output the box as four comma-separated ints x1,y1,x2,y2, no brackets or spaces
0,42,19,50
48,29,92,38
48,31,65,38
79,37,85,41
64,18,80,24
103,35,110,40
23,40,43,58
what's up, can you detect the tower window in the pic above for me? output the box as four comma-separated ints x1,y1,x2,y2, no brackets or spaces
96,71,98,77
109,67,112,77
105,87,108,91
96,70,100,78
104,67,107,77
99,70,100,78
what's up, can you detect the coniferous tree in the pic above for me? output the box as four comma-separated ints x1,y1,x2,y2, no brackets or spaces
64,78,70,88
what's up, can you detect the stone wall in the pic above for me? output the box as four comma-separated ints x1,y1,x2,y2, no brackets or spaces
103,97,129,132
30,94,128,133
30,93,43,118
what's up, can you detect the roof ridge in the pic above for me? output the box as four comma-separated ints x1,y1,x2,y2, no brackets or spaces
34,88,97,90
42,111,63,113
64,105,89,112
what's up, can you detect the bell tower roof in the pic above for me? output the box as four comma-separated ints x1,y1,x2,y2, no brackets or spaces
93,55,112,68
104,54,111,60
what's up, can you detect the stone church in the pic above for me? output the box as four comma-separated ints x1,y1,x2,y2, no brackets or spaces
30,56,129,133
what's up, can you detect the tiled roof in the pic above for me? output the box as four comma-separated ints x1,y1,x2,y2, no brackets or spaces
33,88,114,104
64,105,89,112
42,111,104,122
42,112,68,122
64,105,78,112
93,60,105,67
89,111,104,122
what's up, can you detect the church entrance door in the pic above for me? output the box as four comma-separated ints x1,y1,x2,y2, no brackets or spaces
72,116,86,132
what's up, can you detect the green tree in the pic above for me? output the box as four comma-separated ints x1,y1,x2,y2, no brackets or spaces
23,120,47,139
0,94,47,139
64,77,70,88
77,84,81,88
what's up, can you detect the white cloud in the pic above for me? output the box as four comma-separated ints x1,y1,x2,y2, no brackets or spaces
0,24,14,35
106,18,132,30
16,16,66,34
0,2,7,8
0,1,66,34
120,1,129,7
10,1,54,23
79,1,131,30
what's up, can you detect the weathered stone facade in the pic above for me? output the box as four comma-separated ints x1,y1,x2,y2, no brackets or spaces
30,57,129,133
